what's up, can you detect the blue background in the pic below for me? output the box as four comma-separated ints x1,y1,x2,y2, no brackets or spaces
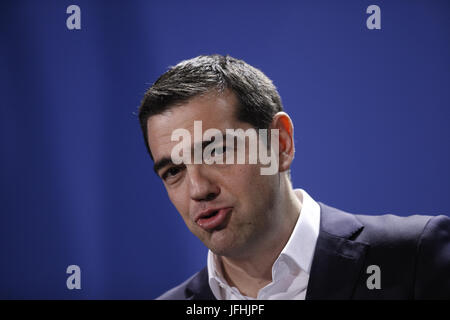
1,0,449,299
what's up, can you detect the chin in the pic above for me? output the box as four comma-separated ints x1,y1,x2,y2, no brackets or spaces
206,231,246,257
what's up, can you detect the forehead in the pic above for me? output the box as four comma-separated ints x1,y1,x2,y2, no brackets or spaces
146,90,248,160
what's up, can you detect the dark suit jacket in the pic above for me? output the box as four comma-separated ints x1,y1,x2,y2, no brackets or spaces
157,202,450,299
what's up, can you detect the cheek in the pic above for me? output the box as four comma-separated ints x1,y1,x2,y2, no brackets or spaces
233,165,278,202
167,188,190,220
223,164,272,202
232,164,272,186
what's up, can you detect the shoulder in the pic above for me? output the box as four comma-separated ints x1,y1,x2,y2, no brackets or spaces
318,202,447,246
156,267,214,300
352,212,450,263
156,272,198,300
353,213,439,245
318,203,450,298
349,209,450,263
352,212,450,249
349,210,450,298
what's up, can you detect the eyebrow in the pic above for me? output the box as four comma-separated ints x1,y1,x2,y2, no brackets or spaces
153,132,238,175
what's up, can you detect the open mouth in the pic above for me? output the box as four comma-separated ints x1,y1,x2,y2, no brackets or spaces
203,210,219,219
197,208,232,231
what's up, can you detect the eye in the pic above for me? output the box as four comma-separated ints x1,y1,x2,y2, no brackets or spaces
162,165,185,181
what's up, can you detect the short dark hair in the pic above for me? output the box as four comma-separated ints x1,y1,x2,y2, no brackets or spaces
138,54,284,159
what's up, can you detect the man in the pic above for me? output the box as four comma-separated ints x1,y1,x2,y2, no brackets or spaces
138,54,450,299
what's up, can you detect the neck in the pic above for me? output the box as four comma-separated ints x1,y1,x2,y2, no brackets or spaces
220,181,302,298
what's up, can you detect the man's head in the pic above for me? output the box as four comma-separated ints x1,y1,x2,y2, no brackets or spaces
138,55,296,258
139,55,283,157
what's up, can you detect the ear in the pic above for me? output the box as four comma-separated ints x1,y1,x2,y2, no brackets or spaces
270,112,295,173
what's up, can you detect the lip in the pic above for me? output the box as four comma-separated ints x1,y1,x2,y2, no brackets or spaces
195,207,232,231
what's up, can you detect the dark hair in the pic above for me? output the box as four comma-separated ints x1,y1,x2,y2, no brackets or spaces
138,54,284,159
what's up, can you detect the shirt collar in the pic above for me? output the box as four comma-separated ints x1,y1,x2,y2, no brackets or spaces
207,249,229,299
278,188,321,274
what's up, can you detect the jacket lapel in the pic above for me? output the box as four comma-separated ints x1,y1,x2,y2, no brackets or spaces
186,267,216,300
306,202,369,299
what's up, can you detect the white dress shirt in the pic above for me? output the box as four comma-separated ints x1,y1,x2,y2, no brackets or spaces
207,188,321,300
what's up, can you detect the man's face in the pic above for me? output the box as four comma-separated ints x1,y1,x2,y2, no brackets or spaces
146,90,282,257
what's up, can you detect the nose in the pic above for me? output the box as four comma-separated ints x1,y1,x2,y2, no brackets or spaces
187,165,220,202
